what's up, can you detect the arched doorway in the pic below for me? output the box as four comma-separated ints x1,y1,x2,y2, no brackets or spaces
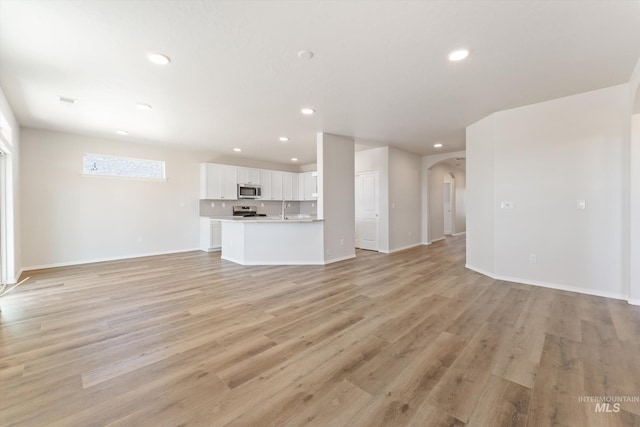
423,153,466,244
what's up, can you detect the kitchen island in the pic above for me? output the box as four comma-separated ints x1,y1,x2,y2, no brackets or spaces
216,217,325,265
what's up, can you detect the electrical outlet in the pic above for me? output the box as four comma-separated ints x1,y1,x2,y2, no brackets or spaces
576,200,586,210
501,201,514,209
287,203,291,208
222,202,226,207
261,203,264,207
211,202,215,208
529,254,537,263
311,203,315,208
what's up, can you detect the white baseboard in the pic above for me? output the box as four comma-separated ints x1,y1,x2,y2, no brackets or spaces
388,243,423,253
452,231,467,237
429,237,445,244
628,299,640,306
465,263,627,301
221,255,326,265
13,268,26,284
21,248,201,272
324,254,356,264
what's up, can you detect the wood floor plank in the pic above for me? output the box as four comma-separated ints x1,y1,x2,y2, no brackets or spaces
346,332,466,426
428,322,514,423
465,374,531,427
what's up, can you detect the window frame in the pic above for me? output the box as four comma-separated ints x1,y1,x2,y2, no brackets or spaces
81,152,167,181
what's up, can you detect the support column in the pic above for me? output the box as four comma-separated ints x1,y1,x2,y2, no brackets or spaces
317,133,355,264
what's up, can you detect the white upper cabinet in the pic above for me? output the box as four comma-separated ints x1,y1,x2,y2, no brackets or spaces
302,171,318,200
201,164,317,202
200,163,238,200
271,171,283,200
260,169,272,200
282,172,299,201
237,167,261,184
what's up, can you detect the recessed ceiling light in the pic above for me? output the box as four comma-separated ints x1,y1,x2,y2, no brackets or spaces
58,96,76,104
301,108,315,115
291,157,298,162
233,148,242,152
136,103,152,111
279,136,289,142
434,143,443,148
116,130,128,135
147,52,171,65
448,49,469,61
297,50,314,60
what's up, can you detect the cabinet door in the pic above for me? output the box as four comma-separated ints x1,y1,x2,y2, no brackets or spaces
282,172,293,200
238,167,261,184
222,165,238,200
260,170,272,199
248,168,261,184
291,173,299,201
210,220,222,249
298,173,305,200
201,164,223,199
237,167,249,185
305,171,318,199
271,171,283,200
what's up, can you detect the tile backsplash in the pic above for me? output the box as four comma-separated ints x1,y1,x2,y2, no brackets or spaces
199,200,318,217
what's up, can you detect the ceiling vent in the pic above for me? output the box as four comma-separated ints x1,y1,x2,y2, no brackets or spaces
58,96,76,104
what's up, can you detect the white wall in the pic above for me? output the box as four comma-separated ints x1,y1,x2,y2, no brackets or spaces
21,128,212,268
0,88,21,282
355,146,389,252
467,85,628,299
388,147,422,252
317,133,355,263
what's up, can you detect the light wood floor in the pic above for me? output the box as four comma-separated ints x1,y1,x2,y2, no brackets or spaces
2,236,639,426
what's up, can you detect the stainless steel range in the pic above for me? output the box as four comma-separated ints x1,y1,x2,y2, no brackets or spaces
232,206,267,217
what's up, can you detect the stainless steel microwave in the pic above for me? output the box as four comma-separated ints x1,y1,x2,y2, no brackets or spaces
238,184,261,199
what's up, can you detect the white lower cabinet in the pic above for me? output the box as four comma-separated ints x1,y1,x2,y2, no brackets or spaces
200,218,222,252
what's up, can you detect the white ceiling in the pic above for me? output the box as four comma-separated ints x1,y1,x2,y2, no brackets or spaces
1,1,639,166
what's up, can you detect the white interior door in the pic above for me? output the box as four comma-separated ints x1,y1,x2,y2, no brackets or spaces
443,182,452,235
355,172,379,251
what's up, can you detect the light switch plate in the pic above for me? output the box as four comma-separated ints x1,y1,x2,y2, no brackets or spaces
577,200,586,210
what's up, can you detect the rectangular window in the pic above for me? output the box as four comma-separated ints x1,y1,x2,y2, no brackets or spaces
82,153,165,180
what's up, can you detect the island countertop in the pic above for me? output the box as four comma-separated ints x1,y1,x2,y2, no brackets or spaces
206,215,322,223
